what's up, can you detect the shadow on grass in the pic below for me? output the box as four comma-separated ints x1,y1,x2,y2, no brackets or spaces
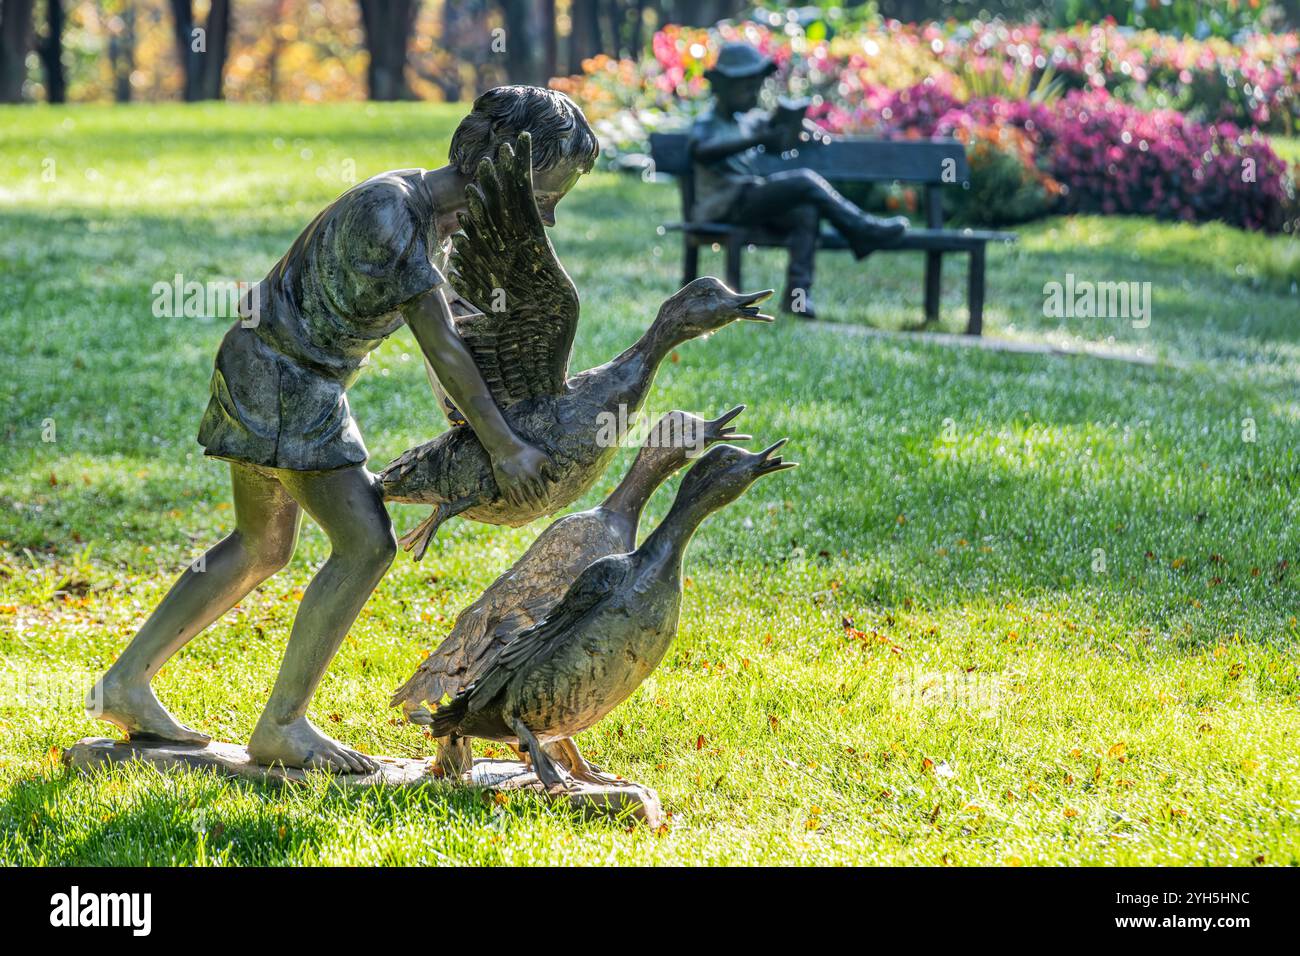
0,763,502,866
9,326,1297,631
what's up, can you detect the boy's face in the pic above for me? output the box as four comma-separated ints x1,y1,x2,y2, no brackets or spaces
531,161,586,227
716,75,765,114
438,154,587,237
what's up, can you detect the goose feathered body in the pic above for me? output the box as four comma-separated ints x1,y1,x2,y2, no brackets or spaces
426,442,796,789
393,505,628,709
381,366,632,527
390,408,745,723
433,551,684,745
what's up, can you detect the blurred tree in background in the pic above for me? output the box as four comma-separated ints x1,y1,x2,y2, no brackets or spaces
0,0,1293,105
168,0,231,100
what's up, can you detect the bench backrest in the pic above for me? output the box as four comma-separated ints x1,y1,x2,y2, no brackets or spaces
648,131,969,229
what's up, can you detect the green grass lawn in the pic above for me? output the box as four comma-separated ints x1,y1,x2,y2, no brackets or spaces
1,103,1299,865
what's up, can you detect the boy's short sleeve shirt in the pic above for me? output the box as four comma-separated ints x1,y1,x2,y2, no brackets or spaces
197,169,449,472
688,106,767,221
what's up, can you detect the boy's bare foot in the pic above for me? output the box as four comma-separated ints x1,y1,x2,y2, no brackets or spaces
92,674,212,746
247,716,378,774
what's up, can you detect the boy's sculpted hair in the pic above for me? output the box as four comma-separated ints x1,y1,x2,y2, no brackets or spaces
450,86,599,176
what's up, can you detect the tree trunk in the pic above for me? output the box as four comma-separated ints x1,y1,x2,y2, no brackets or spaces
568,0,599,74
431,0,462,102
540,0,556,80
108,3,137,103
498,0,545,86
629,0,647,59
36,0,63,102
358,0,417,101
168,0,232,101
199,0,230,99
0,0,35,103
877,1,932,24
670,0,742,27
167,0,193,98
436,0,492,100
603,0,624,58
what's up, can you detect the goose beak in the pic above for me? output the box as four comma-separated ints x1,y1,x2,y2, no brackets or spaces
704,404,751,444
728,288,775,322
752,438,798,476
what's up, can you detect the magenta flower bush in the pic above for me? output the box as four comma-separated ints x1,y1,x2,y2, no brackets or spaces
802,80,1294,233
854,86,1293,233
951,95,1292,233
928,20,1299,132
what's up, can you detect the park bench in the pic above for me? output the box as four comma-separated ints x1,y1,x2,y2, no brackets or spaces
648,132,1016,335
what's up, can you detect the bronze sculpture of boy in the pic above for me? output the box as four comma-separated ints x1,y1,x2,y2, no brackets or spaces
89,87,599,774
689,41,908,319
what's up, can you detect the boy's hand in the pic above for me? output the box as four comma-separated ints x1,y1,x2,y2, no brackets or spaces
491,440,552,510
757,117,791,150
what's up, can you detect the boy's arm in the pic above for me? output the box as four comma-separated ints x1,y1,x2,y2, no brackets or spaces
403,286,550,508
691,127,778,163
690,112,783,163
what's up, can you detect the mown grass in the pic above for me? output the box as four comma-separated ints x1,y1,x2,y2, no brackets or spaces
1,103,1298,865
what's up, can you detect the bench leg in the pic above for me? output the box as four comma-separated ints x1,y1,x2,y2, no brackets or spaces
724,238,743,290
682,237,699,286
924,251,942,324
966,245,986,337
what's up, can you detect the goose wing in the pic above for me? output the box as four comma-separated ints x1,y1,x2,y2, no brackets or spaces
391,514,606,709
462,554,632,712
447,132,579,409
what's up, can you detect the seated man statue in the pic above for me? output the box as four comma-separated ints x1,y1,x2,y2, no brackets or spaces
689,41,908,320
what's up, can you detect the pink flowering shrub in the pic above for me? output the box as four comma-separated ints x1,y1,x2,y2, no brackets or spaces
926,91,1294,232
837,81,1294,231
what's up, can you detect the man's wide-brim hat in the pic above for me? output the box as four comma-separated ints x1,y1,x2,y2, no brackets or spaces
704,42,777,83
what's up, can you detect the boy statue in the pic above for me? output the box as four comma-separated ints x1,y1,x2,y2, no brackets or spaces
689,41,908,319
90,87,599,773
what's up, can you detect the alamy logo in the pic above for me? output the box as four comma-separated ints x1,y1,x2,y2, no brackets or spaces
49,886,152,936
151,273,261,327
1042,273,1151,328
594,406,708,456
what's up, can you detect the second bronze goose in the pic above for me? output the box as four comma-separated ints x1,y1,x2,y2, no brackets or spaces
392,406,749,778
426,440,797,790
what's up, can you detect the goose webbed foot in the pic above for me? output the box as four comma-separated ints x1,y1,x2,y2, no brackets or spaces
546,737,620,786
434,734,474,780
398,496,476,562
398,511,441,562
512,717,571,792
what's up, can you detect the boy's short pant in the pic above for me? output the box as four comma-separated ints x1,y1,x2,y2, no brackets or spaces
197,323,370,474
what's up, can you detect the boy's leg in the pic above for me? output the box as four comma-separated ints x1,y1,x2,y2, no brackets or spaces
731,184,819,316
247,466,395,773
742,169,906,257
96,463,302,743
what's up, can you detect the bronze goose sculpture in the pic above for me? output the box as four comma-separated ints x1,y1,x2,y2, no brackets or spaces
379,135,773,559
391,406,749,779
426,440,797,789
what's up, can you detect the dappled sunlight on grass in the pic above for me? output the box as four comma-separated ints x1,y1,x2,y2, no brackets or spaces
2,103,1298,864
